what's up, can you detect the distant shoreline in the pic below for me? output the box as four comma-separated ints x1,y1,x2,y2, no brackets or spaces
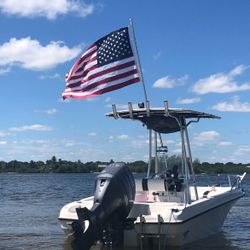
0,156,249,175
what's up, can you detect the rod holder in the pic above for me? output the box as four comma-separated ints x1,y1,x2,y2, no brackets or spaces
128,102,133,118
164,101,169,116
146,100,150,117
112,104,118,119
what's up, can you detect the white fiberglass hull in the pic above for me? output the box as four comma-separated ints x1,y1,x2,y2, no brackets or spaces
58,186,244,247
58,196,93,235
129,195,241,247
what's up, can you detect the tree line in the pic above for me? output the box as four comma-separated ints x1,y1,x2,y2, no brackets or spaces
0,155,249,174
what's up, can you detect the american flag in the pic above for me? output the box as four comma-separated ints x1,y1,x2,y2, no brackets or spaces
62,27,141,99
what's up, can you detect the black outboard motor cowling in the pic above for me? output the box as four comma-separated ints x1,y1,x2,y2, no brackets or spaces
72,162,135,250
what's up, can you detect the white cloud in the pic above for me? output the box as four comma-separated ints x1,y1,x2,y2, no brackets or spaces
47,108,58,115
0,131,8,137
0,137,121,162
234,145,250,157
193,131,220,143
131,139,148,149
9,124,53,132
0,0,94,19
212,96,250,112
172,148,182,154
218,141,232,146
20,139,50,145
153,75,188,89
88,132,97,136
39,73,61,80
117,134,129,140
0,37,81,71
192,65,250,94
63,140,75,147
153,51,161,61
176,97,201,105
34,108,58,115
237,145,250,153
0,141,7,145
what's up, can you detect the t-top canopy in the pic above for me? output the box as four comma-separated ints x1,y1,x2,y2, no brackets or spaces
106,103,220,134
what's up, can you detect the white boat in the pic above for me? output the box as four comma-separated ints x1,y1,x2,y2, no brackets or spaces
58,101,246,249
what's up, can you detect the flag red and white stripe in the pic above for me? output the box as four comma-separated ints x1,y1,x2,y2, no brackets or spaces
62,27,141,99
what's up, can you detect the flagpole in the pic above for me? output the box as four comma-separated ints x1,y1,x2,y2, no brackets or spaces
128,18,148,104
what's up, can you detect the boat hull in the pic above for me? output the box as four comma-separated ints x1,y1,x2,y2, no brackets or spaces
58,187,244,248
130,193,243,247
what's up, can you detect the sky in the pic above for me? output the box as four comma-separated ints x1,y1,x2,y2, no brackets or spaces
0,0,250,164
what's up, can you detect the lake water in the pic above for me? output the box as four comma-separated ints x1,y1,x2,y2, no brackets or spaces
0,173,250,250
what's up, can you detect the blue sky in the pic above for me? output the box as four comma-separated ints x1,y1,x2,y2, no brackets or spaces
0,0,249,163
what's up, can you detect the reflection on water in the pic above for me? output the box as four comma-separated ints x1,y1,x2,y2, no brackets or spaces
0,173,249,250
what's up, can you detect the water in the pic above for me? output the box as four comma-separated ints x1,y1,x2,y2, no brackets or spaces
0,173,249,250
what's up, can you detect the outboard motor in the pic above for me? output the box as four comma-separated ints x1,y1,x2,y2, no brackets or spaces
72,162,135,250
